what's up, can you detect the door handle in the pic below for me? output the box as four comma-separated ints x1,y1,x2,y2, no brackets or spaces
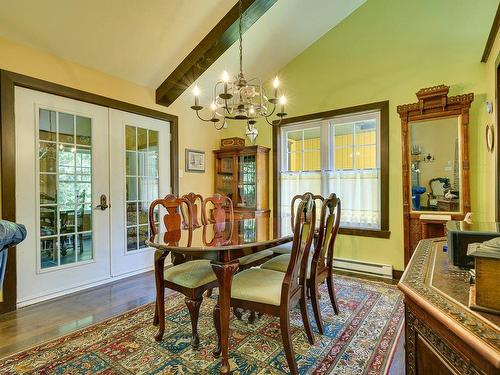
95,194,110,210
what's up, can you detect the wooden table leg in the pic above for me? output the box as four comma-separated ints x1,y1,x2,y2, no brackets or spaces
211,260,239,374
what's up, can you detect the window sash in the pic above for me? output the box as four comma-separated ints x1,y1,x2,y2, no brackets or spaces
279,110,381,230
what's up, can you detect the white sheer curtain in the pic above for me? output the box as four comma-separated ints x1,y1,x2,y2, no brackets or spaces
280,172,321,235
280,169,381,234
325,169,380,229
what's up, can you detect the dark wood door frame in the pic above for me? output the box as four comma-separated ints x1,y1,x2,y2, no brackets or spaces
0,69,179,314
497,63,500,222
481,2,500,63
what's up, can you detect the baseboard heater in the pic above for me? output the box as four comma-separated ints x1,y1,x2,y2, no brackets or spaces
333,257,393,279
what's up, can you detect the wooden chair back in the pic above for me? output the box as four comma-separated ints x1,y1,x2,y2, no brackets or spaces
282,193,316,304
181,192,203,228
313,193,341,272
149,194,193,236
290,192,323,234
201,194,234,226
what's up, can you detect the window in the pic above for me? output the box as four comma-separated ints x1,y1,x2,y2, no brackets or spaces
277,102,389,238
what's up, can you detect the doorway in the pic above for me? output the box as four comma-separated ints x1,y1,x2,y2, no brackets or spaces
15,87,170,306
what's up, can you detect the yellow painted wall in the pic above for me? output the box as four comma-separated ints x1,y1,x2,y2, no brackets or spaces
482,26,500,221
0,36,219,202
223,0,497,271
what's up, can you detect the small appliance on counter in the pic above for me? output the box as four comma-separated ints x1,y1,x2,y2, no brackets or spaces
467,237,500,315
446,221,500,269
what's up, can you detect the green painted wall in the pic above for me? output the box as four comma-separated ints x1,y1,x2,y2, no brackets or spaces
223,0,498,270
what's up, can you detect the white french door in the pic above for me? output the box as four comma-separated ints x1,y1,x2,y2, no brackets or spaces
15,88,170,306
109,109,170,277
16,87,111,305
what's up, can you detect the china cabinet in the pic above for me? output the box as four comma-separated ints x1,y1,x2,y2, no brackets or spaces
213,143,270,228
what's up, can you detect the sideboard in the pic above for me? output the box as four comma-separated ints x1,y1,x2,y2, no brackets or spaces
398,238,500,374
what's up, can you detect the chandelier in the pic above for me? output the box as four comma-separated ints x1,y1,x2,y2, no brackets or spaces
190,0,287,131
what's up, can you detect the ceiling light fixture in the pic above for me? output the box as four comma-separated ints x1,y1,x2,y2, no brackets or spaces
190,0,287,131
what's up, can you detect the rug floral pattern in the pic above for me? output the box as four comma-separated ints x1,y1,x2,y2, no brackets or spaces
0,275,404,374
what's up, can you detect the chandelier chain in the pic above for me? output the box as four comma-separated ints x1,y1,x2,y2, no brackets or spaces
239,0,243,75
190,0,287,129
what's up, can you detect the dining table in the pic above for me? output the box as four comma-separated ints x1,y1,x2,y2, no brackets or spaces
146,217,293,374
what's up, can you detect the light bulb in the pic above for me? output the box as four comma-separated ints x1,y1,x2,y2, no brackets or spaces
210,102,217,111
279,95,287,105
249,106,255,115
273,76,280,89
193,85,200,97
222,71,230,83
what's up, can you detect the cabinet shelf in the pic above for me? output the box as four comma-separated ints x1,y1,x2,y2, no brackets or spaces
213,145,270,216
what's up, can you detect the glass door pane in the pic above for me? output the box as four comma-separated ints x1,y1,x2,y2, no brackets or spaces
125,125,159,251
38,108,93,270
238,155,256,208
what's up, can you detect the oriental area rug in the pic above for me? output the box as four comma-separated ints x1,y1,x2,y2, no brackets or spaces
0,275,404,374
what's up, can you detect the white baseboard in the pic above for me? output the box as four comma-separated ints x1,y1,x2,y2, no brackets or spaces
333,257,393,279
17,266,155,308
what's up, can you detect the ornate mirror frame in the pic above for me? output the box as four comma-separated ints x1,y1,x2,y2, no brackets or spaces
397,85,474,266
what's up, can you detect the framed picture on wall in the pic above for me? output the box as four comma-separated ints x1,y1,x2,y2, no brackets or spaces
185,149,205,173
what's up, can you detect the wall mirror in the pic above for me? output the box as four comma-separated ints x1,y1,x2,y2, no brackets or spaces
398,85,473,265
409,117,461,213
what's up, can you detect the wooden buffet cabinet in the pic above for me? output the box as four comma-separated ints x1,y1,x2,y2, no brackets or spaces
398,239,500,374
213,142,270,241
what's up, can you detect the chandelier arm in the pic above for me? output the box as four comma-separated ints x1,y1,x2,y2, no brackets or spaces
196,110,215,122
214,118,226,130
265,103,277,117
224,102,235,116
264,117,275,126
271,117,283,126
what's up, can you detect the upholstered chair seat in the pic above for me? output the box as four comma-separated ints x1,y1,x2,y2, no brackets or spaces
237,249,274,266
261,253,315,278
270,242,292,255
231,268,285,306
271,240,315,256
260,253,289,272
163,259,217,288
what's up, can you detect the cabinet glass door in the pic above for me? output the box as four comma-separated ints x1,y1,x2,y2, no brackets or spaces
238,155,256,208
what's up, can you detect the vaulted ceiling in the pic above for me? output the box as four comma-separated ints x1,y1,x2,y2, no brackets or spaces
0,0,366,104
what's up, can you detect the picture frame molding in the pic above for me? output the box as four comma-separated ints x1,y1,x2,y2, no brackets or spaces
185,148,206,173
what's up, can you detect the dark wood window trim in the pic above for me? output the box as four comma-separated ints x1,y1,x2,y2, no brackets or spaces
0,69,179,314
481,2,500,63
497,63,500,222
272,100,390,239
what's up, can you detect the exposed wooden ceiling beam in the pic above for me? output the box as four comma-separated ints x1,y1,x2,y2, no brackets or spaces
481,1,500,63
155,0,277,107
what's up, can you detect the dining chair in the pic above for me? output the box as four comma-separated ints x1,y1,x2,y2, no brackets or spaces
181,192,203,228
202,194,273,268
260,193,341,334
150,194,219,349
271,192,324,255
214,193,316,374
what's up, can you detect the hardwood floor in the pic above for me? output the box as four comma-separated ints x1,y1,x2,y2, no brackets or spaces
0,270,405,374
0,271,157,358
